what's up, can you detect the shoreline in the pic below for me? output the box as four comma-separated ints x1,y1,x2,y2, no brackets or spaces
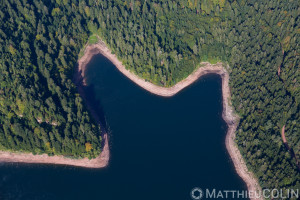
0,43,111,169
78,41,262,199
0,41,261,199
0,133,109,168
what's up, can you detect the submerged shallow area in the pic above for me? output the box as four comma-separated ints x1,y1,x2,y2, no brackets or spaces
0,54,247,200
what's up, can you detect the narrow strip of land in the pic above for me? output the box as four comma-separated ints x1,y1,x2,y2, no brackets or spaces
0,133,109,168
0,41,262,199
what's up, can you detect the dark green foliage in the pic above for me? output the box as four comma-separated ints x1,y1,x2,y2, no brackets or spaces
226,0,300,194
93,0,227,86
0,0,102,158
0,0,299,196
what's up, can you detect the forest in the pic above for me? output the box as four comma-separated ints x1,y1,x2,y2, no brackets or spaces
0,0,299,197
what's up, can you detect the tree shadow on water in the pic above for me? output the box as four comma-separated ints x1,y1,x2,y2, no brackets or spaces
73,64,108,134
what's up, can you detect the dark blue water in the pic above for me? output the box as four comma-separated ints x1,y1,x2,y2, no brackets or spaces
0,54,247,200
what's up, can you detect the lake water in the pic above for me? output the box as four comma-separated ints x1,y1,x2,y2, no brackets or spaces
0,54,247,200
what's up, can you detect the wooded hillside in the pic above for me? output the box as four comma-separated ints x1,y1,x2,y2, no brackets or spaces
0,0,299,196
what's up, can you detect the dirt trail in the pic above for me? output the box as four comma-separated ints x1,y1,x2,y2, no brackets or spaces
281,125,287,143
281,125,300,170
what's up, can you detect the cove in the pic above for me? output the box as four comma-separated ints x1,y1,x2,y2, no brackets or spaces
0,54,248,200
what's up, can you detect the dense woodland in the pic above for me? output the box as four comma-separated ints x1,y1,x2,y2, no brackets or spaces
0,0,299,198
0,0,103,159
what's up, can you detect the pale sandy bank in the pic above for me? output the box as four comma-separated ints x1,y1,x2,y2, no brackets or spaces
0,133,109,168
